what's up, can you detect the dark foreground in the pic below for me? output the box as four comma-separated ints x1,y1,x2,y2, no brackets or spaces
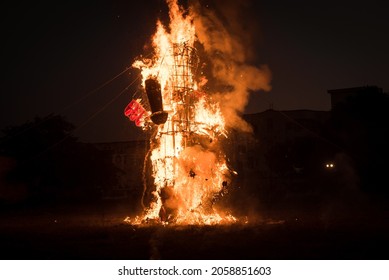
0,206,388,260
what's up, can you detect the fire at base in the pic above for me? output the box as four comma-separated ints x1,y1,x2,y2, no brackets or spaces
124,1,237,225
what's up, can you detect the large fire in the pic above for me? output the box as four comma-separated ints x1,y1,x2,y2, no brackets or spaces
125,0,240,225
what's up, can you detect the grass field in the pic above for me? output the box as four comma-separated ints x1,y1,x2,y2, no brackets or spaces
1,204,388,260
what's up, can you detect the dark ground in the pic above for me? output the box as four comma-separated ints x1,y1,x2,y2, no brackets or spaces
0,201,388,260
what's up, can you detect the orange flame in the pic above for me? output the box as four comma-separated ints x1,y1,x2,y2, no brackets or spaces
129,0,236,225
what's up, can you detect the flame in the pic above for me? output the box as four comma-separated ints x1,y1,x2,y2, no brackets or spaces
129,0,236,225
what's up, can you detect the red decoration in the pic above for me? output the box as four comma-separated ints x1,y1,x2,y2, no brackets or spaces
124,99,147,127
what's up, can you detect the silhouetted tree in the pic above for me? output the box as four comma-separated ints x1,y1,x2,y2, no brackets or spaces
0,115,118,205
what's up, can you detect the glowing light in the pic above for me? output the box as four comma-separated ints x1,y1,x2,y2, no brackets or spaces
124,0,236,225
325,162,335,169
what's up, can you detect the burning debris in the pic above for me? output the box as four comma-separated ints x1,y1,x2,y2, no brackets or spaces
124,0,270,225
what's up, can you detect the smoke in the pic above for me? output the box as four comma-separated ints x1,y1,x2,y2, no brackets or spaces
163,144,230,218
190,0,272,132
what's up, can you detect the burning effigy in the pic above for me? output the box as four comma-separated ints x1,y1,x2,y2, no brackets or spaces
124,0,271,225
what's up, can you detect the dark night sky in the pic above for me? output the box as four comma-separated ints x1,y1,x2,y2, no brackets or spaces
2,0,388,142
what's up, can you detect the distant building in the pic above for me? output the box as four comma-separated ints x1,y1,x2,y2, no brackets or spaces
226,109,333,199
244,109,329,149
327,86,383,110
